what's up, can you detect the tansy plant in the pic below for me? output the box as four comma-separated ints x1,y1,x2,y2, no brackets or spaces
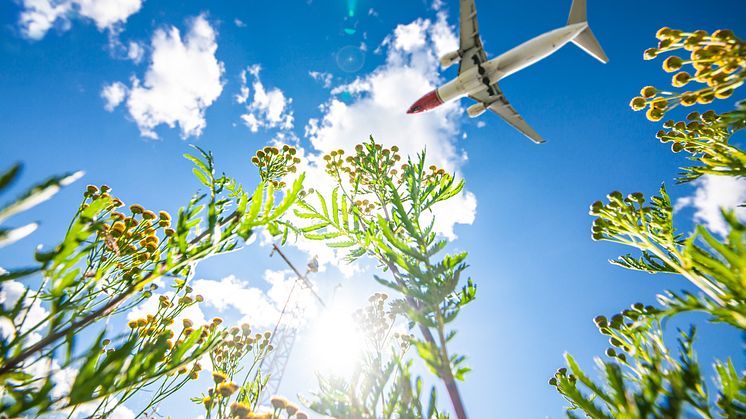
551,28,746,418
0,144,303,417
294,139,476,419
304,293,448,419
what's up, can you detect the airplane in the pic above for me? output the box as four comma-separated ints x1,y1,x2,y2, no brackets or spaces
406,0,608,144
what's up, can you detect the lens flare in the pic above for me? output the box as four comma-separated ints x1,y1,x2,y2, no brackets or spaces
335,45,365,73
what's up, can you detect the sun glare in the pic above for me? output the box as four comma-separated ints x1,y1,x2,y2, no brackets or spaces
307,303,366,378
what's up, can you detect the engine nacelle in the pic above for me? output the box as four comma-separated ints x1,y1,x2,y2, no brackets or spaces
467,103,487,118
439,50,461,69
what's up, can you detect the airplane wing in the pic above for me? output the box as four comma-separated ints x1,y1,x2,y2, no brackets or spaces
469,87,546,144
458,0,488,75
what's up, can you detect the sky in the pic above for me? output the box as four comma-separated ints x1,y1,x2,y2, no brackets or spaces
1,0,746,417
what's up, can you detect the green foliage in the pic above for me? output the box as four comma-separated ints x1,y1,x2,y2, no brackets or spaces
0,163,83,249
296,138,473,418
552,27,746,418
0,145,303,417
190,322,279,419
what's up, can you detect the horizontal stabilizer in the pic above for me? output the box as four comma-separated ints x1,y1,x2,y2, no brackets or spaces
572,27,608,63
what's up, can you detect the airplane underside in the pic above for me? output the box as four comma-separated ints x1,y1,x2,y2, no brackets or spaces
406,0,608,144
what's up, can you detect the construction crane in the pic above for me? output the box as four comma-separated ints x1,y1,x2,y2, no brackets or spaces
258,244,326,403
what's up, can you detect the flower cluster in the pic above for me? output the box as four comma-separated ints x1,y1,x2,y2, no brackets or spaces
320,140,453,217
126,284,209,380
630,28,744,121
211,324,272,373
85,186,174,283
323,142,402,196
196,322,276,418
269,395,309,419
352,293,400,352
654,110,730,153
251,145,300,188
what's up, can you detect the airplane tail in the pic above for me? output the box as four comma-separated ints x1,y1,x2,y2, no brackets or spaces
567,0,608,63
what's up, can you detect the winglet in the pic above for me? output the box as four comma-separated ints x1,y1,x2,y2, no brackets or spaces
567,0,608,64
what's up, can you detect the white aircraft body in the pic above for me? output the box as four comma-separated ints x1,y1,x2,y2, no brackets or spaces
407,0,608,144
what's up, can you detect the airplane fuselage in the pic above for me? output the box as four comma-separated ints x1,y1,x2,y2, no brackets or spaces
407,22,587,113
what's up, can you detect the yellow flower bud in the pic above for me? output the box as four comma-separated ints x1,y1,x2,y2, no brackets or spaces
662,56,683,72
640,86,656,98
643,48,658,60
270,395,288,409
217,381,239,397
672,71,691,87
646,108,664,122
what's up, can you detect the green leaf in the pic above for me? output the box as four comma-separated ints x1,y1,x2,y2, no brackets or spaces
192,167,210,187
0,170,84,224
183,153,210,176
0,163,21,192
0,223,38,248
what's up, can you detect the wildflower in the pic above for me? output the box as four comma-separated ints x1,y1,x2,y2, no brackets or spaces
640,86,656,98
231,402,252,418
662,56,683,72
164,228,175,237
697,91,715,104
183,319,193,328
212,371,227,384
643,48,657,60
655,27,671,40
270,395,288,409
680,93,697,106
130,204,144,214
128,320,138,329
715,88,733,99
646,108,664,122
212,317,223,325
202,396,212,408
286,404,299,415
672,71,691,87
296,412,309,419
217,381,239,397
650,98,667,110
158,211,171,221
142,210,157,220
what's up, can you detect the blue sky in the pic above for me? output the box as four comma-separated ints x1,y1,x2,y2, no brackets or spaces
1,0,746,417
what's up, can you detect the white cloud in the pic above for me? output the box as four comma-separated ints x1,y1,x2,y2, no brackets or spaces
236,65,294,133
126,41,144,63
302,12,474,241
108,15,224,139
0,280,49,343
675,175,746,236
309,71,333,88
191,271,316,329
101,82,127,111
19,0,142,40
234,18,246,28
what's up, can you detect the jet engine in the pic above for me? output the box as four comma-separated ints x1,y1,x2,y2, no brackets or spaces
467,103,487,118
439,50,461,69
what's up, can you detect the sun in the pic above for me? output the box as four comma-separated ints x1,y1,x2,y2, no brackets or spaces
306,302,366,378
